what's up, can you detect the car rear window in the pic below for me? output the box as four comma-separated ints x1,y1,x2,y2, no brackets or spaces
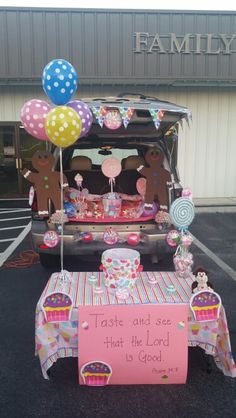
71,148,138,165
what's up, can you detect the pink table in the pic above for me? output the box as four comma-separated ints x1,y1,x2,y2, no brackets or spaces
35,271,236,379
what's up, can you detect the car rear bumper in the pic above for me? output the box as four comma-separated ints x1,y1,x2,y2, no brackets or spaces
31,219,171,257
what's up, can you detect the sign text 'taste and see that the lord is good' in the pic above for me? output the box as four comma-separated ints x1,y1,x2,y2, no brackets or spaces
133,32,236,54
78,304,188,385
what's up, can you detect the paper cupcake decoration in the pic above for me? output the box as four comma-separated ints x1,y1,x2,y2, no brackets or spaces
42,292,73,323
80,361,112,386
190,290,221,322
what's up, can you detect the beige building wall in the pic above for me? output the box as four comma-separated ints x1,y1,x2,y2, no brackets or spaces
0,85,235,199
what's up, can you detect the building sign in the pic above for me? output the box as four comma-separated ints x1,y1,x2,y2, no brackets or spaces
134,32,236,54
78,304,188,385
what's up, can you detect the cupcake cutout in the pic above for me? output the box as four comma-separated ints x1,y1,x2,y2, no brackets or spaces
80,361,112,386
42,292,73,323
190,290,222,322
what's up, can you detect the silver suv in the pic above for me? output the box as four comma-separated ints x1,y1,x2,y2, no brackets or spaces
31,94,190,267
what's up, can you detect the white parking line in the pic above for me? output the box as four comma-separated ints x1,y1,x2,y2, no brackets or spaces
0,225,26,231
0,238,16,242
0,222,32,267
0,216,31,222
0,209,31,214
191,233,236,282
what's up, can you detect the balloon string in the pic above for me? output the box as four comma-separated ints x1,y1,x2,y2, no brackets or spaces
59,147,64,272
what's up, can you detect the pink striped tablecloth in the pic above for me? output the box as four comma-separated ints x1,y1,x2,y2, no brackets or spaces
35,271,236,379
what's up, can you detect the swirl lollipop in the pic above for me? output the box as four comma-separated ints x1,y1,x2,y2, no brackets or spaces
169,197,195,230
101,157,121,194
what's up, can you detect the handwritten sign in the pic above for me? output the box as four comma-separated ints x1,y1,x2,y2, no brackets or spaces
78,304,188,385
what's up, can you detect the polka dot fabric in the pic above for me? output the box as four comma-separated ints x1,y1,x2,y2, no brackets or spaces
42,59,78,105
20,99,51,141
45,106,82,148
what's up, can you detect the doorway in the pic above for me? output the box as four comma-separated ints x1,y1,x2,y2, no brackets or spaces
0,123,47,197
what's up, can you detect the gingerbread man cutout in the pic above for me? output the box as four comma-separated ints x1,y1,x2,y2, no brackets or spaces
22,151,68,216
137,148,171,210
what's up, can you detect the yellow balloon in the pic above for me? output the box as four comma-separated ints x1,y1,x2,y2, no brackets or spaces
45,106,82,148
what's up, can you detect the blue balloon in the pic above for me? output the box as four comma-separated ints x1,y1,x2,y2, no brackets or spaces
42,59,78,105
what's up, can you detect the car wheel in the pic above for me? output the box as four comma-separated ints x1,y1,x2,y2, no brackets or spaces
39,253,60,268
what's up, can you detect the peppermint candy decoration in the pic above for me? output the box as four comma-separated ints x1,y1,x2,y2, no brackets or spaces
169,197,195,229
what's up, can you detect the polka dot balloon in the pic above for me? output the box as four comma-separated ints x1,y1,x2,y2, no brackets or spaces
67,100,93,137
45,106,82,148
42,59,78,105
20,99,51,141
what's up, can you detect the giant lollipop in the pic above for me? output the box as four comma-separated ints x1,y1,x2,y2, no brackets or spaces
169,197,195,230
101,157,122,194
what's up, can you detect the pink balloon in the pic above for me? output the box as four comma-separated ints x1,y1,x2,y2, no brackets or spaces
136,177,146,197
20,99,51,141
102,157,122,178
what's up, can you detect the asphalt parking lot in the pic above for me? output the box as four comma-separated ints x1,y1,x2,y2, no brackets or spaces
0,206,235,418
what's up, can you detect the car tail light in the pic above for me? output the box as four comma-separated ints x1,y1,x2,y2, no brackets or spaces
39,244,49,249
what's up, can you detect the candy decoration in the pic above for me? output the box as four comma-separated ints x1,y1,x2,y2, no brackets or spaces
182,187,193,200
103,228,119,245
127,233,140,246
103,109,122,130
45,106,82,148
101,157,122,194
155,210,171,230
136,177,146,198
42,59,78,105
169,197,195,229
67,100,93,137
81,232,93,243
166,230,181,247
181,234,193,248
101,248,141,290
20,99,51,141
43,230,60,248
173,252,193,278
119,107,134,128
149,109,164,129
115,287,130,300
141,201,158,217
74,173,83,189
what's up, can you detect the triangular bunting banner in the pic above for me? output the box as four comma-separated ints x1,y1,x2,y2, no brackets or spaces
149,109,164,129
91,106,106,127
119,107,134,128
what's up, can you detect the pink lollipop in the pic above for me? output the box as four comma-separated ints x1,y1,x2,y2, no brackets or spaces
102,157,122,193
136,177,146,198
102,157,121,178
20,99,51,141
